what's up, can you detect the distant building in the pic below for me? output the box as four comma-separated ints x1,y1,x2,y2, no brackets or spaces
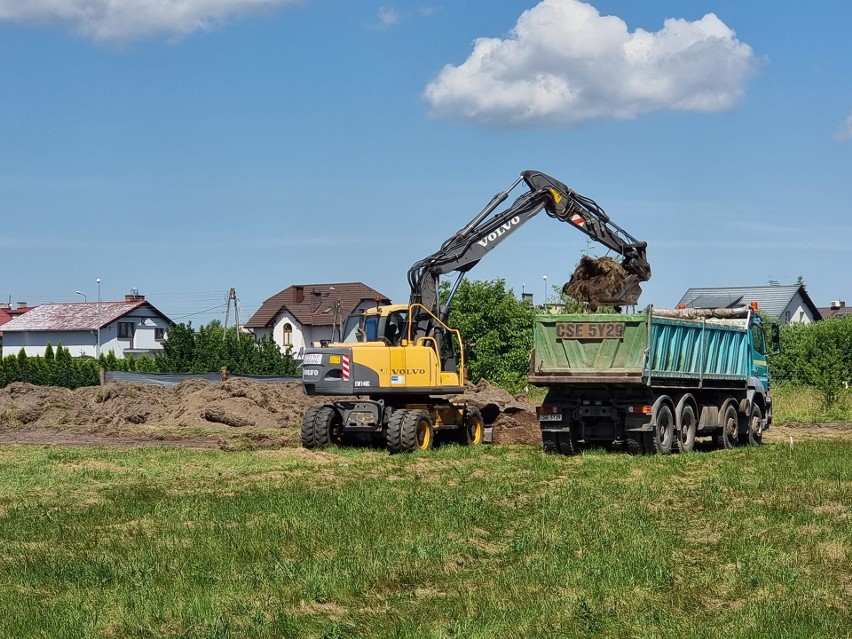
817,299,852,319
676,285,821,324
245,282,390,355
1,294,174,358
0,302,35,337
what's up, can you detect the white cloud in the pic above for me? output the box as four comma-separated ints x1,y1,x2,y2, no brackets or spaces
375,5,401,28
0,0,302,43
834,111,852,141
424,0,757,127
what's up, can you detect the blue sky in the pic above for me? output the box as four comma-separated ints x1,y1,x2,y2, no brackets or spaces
2,0,850,324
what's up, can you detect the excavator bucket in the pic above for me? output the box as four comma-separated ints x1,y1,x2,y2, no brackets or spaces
563,255,647,310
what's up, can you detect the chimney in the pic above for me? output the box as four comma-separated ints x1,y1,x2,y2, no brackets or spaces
125,293,145,302
16,301,27,309
0,303,10,310
294,286,305,304
831,300,846,310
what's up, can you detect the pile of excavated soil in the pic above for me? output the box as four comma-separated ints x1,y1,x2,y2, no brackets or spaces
0,378,543,448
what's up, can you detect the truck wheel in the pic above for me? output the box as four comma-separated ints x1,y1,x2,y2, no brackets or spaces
741,403,763,447
715,403,739,450
400,410,434,452
543,427,580,455
674,404,697,453
313,406,343,448
301,405,322,449
542,431,559,454
385,409,408,454
558,428,581,455
626,432,652,455
651,404,674,454
462,407,484,446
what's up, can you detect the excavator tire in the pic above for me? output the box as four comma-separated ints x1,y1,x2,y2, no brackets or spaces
461,407,484,446
385,409,408,454
301,406,322,449
312,406,342,448
399,410,434,453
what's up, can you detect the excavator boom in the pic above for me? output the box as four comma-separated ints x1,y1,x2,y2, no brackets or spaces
408,169,650,320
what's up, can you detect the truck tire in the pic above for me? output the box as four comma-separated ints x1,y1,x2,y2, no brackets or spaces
312,406,342,448
462,407,484,446
625,432,653,455
301,405,322,449
542,427,580,455
651,403,674,454
674,404,697,453
385,409,408,454
715,403,739,450
400,410,434,452
741,403,763,447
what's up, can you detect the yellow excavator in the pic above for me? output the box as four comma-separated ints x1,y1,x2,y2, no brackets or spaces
300,170,650,453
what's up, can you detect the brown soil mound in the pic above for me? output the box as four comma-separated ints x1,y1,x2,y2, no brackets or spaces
0,378,543,448
456,379,541,445
563,255,627,310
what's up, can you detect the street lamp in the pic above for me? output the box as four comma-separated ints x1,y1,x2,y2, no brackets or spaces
96,278,101,359
542,275,548,311
75,290,87,303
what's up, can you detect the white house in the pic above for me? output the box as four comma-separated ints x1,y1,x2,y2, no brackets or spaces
245,282,391,355
1,294,174,358
676,285,821,324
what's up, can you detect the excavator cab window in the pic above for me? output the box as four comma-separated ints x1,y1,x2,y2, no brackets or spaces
342,314,379,343
384,310,408,345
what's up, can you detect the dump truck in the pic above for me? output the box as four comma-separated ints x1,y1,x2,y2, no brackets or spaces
529,305,777,454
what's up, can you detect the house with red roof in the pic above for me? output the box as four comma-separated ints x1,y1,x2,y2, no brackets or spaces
245,282,390,355
0,302,35,337
1,293,174,359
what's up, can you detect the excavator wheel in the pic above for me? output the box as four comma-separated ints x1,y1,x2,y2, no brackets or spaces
461,407,484,446
301,406,322,449
400,410,434,453
302,405,342,449
385,409,408,454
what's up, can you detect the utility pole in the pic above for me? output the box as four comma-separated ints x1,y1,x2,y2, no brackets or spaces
224,288,240,334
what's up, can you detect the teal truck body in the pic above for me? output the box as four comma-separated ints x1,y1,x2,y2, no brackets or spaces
528,306,773,454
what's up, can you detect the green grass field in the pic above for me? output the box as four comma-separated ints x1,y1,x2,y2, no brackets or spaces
1,440,850,639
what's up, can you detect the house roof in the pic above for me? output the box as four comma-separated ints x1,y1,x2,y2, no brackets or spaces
676,285,822,321
0,306,34,327
245,282,391,329
0,300,172,332
817,305,852,319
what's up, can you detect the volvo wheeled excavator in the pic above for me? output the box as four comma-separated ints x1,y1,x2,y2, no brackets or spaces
300,170,650,453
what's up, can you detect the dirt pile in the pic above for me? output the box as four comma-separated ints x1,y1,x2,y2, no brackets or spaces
563,255,627,311
0,378,543,448
456,379,541,445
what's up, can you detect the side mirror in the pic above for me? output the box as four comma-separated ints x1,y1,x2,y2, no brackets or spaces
771,323,780,354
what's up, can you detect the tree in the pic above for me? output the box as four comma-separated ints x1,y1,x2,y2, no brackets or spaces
443,278,535,391
770,319,852,406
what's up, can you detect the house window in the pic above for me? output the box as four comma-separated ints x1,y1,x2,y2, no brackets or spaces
282,323,293,345
154,328,166,341
118,322,134,339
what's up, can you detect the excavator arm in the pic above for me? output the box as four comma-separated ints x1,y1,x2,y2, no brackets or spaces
408,170,650,320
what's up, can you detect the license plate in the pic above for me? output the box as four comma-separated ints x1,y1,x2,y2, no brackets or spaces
556,322,625,340
538,414,563,422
